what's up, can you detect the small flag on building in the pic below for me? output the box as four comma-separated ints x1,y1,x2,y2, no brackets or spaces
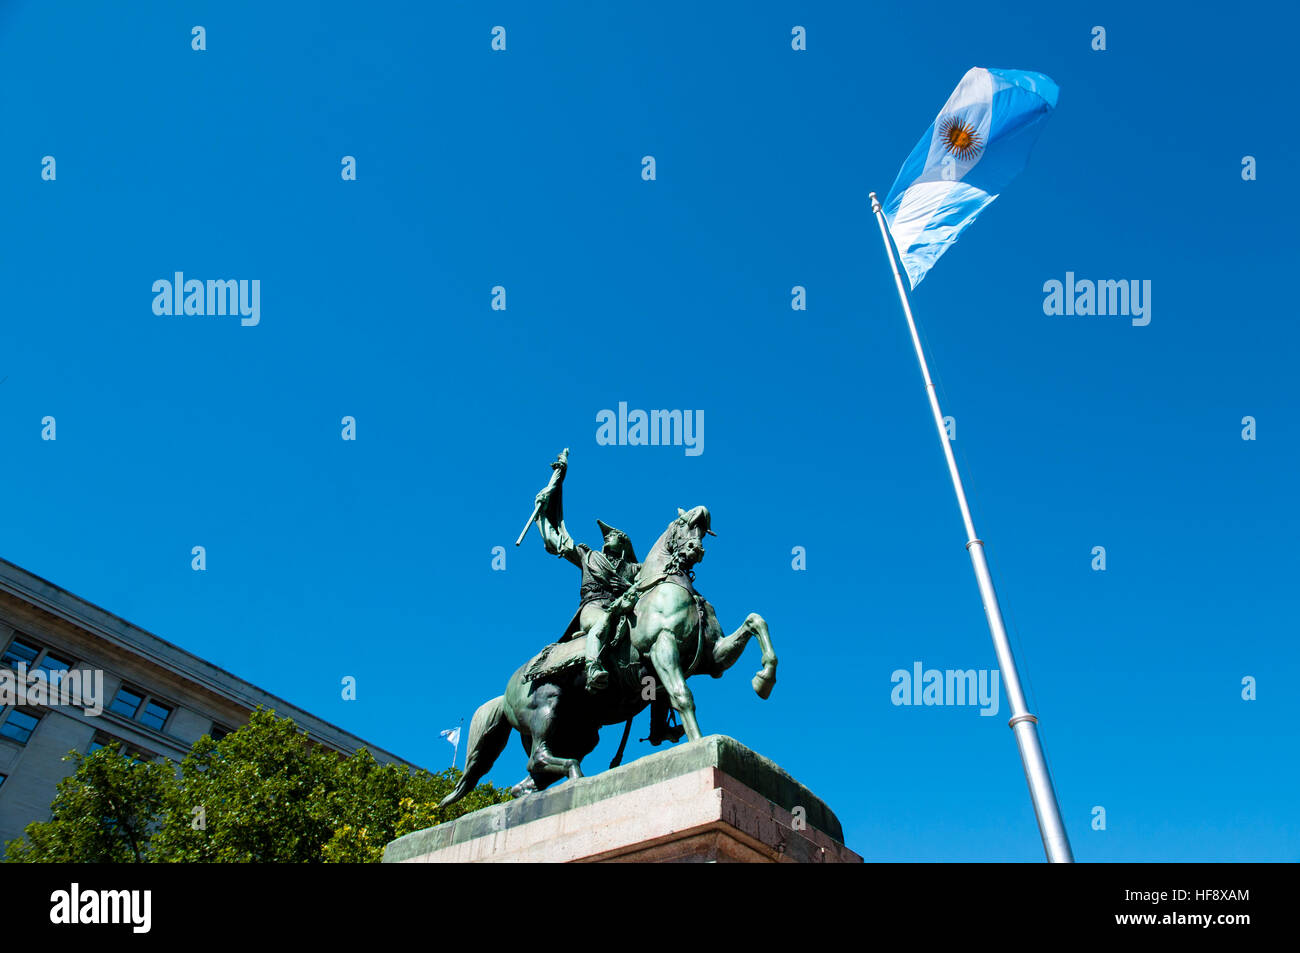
440,723,463,769
881,67,1058,288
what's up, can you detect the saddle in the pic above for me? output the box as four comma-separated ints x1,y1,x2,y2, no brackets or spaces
522,636,590,684
522,620,642,689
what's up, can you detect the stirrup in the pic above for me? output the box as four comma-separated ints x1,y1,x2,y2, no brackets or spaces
585,659,609,690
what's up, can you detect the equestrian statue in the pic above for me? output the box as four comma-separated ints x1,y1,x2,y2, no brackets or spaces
440,449,778,805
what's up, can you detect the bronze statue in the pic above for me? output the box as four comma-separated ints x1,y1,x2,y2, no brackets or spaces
531,452,641,692
440,451,778,805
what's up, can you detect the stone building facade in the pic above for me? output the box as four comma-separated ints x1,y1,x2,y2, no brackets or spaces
0,557,415,847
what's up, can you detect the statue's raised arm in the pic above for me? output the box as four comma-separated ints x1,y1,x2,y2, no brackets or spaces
532,454,581,567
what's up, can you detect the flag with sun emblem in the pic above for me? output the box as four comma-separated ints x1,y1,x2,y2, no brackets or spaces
881,67,1058,289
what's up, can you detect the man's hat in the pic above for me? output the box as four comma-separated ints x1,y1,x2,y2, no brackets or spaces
596,520,637,561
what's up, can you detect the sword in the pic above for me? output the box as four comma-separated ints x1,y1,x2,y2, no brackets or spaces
514,448,569,546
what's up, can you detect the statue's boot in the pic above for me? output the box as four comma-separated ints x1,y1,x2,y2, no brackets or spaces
585,658,609,693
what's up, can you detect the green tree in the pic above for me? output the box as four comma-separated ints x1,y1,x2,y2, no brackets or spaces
4,743,174,863
5,709,510,863
317,754,513,863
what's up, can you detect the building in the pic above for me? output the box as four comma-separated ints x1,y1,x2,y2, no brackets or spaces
0,557,417,847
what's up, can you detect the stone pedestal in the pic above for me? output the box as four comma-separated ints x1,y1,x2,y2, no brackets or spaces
383,735,861,863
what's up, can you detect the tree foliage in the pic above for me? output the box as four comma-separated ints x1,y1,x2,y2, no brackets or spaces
5,709,509,863
3,742,172,863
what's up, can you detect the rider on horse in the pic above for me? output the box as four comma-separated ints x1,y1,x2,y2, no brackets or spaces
436,477,779,808
532,457,640,694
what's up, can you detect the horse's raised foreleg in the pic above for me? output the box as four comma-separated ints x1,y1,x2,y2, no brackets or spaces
649,631,703,741
711,612,778,699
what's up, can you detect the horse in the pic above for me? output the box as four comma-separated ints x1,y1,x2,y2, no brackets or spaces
439,505,778,806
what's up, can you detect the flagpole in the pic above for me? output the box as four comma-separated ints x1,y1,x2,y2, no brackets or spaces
869,191,1074,863
453,718,462,770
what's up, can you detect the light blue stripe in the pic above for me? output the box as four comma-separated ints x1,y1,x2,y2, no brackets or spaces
883,68,1057,288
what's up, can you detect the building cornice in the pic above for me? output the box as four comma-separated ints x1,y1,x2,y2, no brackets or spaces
0,557,418,768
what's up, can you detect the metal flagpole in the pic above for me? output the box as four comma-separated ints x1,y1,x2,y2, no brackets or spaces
869,192,1074,863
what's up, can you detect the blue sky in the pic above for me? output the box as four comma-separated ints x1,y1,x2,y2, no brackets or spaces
1,1,1295,861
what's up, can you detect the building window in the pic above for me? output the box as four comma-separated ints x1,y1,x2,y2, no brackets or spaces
106,685,176,735
87,731,152,762
210,723,231,742
0,708,40,745
87,730,126,756
0,637,40,669
108,685,144,718
37,652,72,686
1,635,78,685
139,699,172,732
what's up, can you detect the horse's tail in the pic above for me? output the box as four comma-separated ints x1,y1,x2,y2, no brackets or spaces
438,695,511,808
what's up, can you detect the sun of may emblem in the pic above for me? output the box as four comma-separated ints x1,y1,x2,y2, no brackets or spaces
939,116,983,161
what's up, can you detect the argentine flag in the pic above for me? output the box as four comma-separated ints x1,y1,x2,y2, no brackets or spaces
882,67,1058,289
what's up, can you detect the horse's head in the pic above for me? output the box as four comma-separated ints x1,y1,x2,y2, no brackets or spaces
675,505,715,541
643,505,715,577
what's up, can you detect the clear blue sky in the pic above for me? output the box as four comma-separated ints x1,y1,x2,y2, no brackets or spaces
1,1,1295,861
